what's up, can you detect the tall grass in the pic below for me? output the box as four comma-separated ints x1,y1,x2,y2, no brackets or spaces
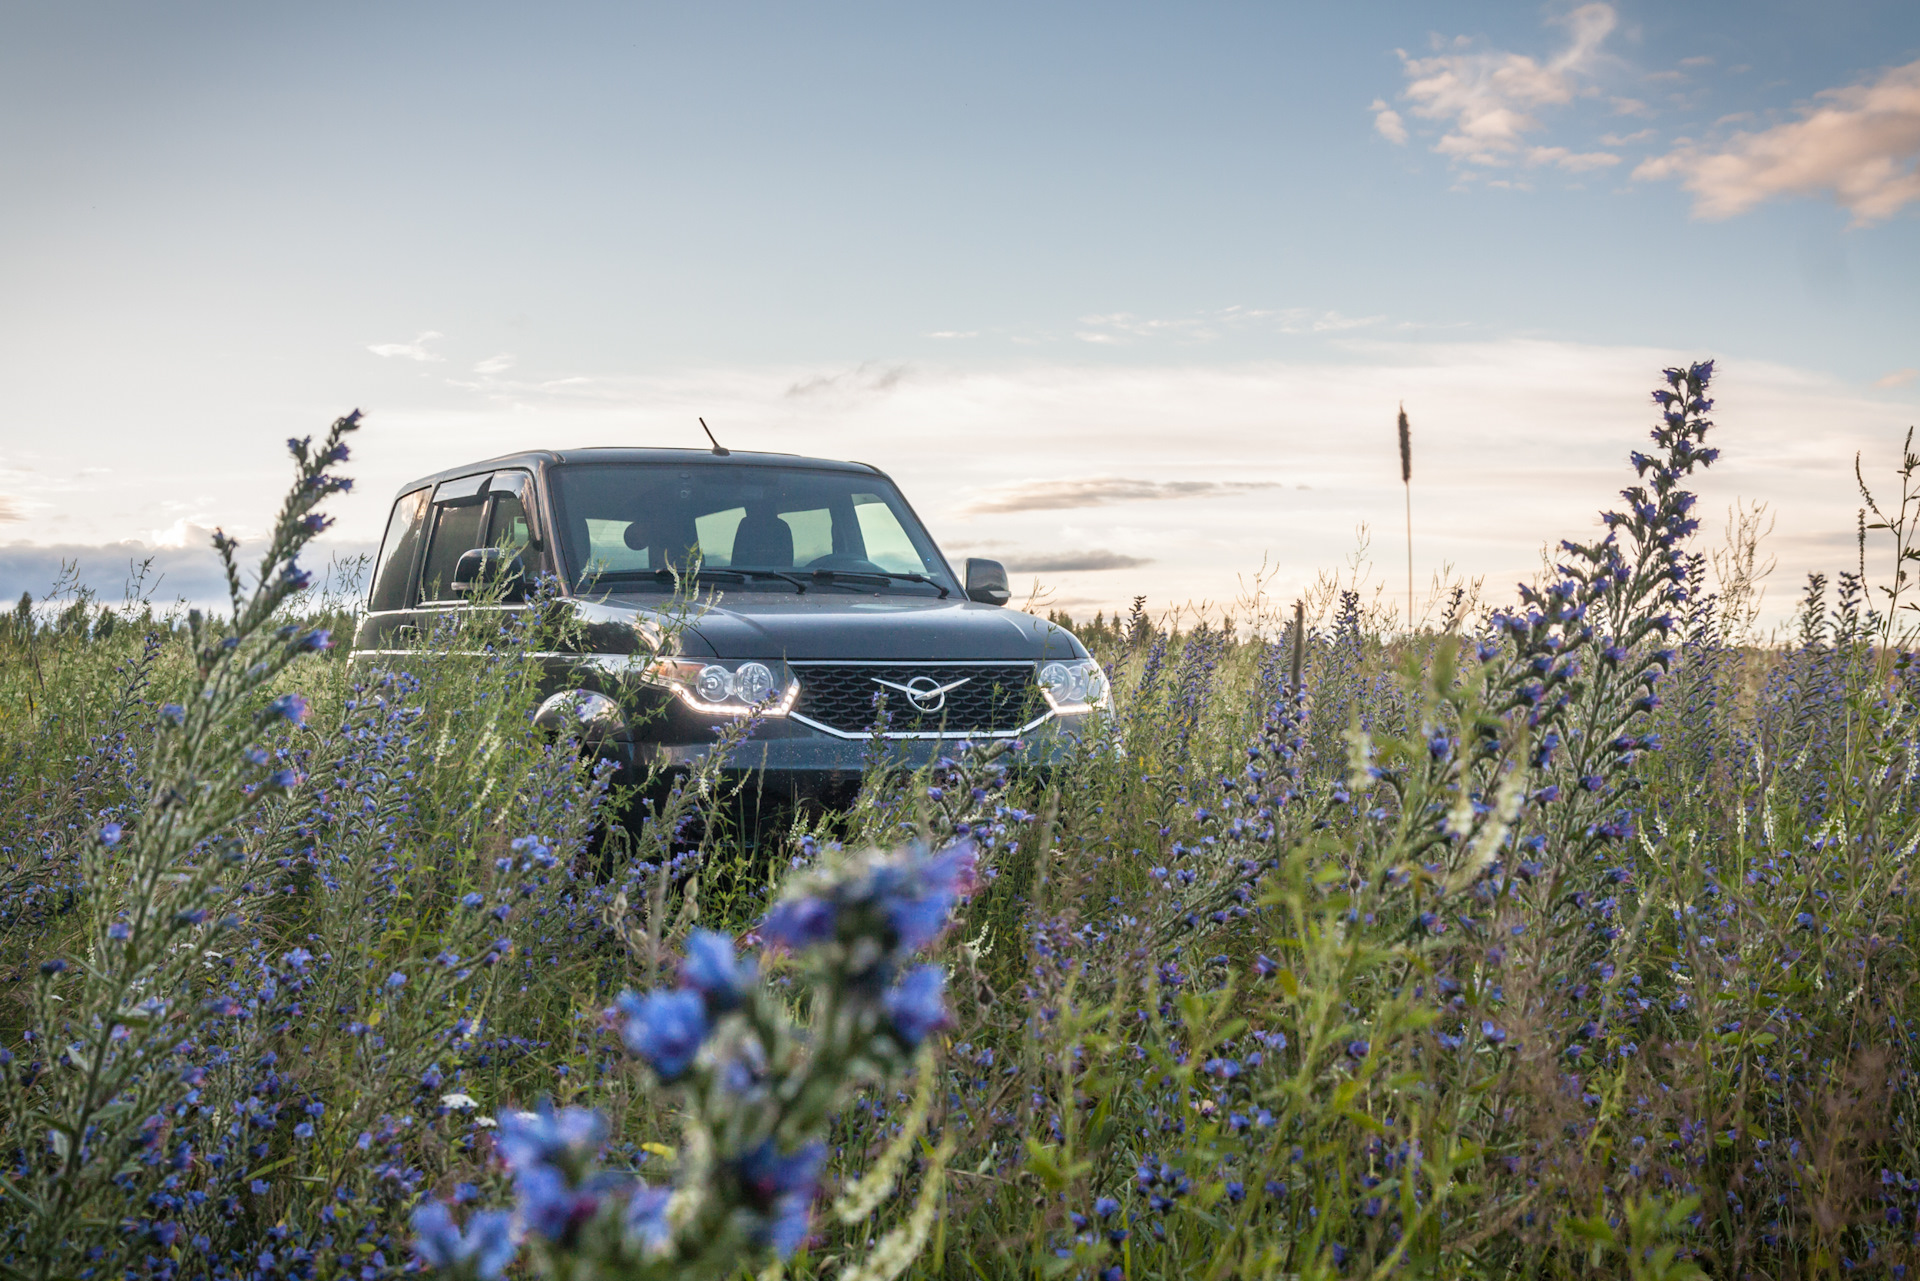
6,363,1920,1279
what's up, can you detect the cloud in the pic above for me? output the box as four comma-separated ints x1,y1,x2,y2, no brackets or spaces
368,331,444,361
1877,368,1919,388
785,361,910,398
962,477,1283,515
0,495,20,522
1073,307,1375,344
473,353,515,374
1393,3,1617,167
998,549,1154,573
1633,58,1920,223
1527,146,1621,172
1371,99,1409,145
927,331,978,340
0,538,378,608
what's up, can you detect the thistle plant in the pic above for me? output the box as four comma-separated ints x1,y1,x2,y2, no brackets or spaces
0,415,357,1280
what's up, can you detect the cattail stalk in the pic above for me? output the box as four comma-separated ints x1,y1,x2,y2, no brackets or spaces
1398,404,1413,632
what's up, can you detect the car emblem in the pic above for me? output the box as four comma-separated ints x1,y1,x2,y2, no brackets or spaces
871,674,972,713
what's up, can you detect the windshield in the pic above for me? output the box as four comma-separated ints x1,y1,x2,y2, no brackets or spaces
548,461,957,595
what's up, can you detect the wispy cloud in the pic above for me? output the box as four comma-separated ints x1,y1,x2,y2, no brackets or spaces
962,477,1282,515
1877,368,1919,388
1074,307,1379,344
1634,59,1920,224
368,331,444,362
472,353,515,374
927,331,979,340
1390,3,1618,169
0,495,20,522
998,549,1154,573
785,362,910,398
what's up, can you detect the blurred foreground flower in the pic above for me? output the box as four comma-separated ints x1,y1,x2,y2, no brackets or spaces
413,839,968,1280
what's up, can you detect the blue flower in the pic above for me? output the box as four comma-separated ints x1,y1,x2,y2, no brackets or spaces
1094,1196,1120,1218
880,965,951,1047
160,703,186,726
514,1163,600,1243
411,1201,518,1278
614,990,710,1081
386,971,408,990
264,693,309,726
881,841,976,952
1481,1021,1508,1045
760,897,837,951
623,1183,672,1254
496,1105,607,1179
680,930,754,1011
734,1140,824,1258
101,822,124,846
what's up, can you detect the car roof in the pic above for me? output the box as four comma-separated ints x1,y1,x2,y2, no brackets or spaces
388,447,887,503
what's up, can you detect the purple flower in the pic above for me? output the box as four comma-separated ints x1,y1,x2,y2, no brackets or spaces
735,1140,824,1258
297,628,332,653
1481,1021,1508,1045
679,930,754,1011
101,822,124,847
514,1163,600,1243
159,703,186,726
613,990,709,1081
1345,1039,1370,1060
410,1201,517,1279
881,965,951,1047
264,693,309,727
386,971,408,989
760,897,837,951
1095,1196,1120,1218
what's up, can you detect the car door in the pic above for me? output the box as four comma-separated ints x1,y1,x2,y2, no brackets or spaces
353,486,431,659
411,472,492,643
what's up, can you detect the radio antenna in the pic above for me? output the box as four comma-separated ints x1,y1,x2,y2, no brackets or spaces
699,417,730,456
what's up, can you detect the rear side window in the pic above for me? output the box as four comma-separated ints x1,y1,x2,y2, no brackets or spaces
368,489,430,612
419,501,487,603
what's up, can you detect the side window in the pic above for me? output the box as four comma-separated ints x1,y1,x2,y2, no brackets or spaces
418,501,487,603
486,491,531,551
368,488,430,612
853,494,926,574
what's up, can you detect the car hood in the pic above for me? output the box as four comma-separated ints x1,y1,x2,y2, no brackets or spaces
585,590,1085,661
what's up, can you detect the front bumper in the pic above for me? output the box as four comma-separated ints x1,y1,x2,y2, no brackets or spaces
593,701,1092,803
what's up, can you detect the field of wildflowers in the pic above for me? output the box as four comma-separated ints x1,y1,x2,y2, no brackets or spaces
7,362,1920,1279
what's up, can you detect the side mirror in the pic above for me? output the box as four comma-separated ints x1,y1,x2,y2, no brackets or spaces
451,547,527,602
964,558,1011,607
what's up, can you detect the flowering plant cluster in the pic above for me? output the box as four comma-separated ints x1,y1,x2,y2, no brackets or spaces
409,839,972,1280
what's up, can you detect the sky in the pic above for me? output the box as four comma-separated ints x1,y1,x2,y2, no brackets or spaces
3,1,1919,629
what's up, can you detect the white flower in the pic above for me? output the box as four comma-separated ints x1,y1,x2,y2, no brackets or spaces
440,1092,480,1111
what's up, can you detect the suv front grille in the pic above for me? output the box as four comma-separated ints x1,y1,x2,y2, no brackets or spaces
789,662,1044,737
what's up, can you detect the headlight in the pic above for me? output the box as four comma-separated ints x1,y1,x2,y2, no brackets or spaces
1038,659,1109,712
647,658,799,716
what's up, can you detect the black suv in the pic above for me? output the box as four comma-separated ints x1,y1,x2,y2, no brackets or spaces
350,448,1107,802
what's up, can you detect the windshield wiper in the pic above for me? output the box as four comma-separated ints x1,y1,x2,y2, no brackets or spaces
645,567,808,594
811,569,950,599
